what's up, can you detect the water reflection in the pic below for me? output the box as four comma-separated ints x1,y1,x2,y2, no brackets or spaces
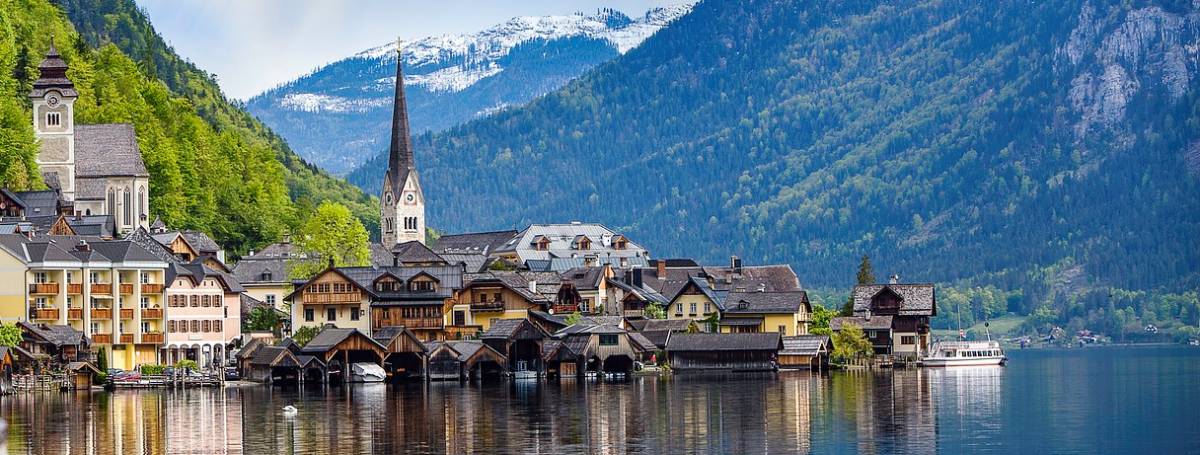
3,348,1199,454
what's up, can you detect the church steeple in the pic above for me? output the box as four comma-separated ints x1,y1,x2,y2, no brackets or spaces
380,40,425,246
31,38,79,201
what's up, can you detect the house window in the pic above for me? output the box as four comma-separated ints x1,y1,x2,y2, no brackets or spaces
141,321,150,333
191,320,200,332
704,303,711,314
410,280,434,292
778,325,787,334
202,320,211,332
304,308,314,322
327,308,337,321
90,271,101,283
214,320,222,331
901,336,916,345
260,272,273,282
107,189,116,216
46,112,61,126
123,187,131,226
35,297,48,308
34,272,47,284
599,334,619,346
190,295,199,307
453,311,465,326
675,303,683,315
140,272,151,284
690,303,697,315
266,294,276,306
350,309,360,321
92,322,101,334
140,297,150,308
168,321,175,332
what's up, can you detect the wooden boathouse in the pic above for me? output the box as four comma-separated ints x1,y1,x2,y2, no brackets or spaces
666,333,782,372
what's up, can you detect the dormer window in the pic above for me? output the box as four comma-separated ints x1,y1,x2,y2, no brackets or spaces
46,112,61,127
612,235,628,250
260,271,272,282
410,280,435,292
574,236,591,250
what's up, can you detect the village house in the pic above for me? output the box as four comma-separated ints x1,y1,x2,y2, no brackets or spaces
0,234,168,370
18,321,89,364
832,279,936,358
666,332,782,372
161,261,243,369
491,222,650,272
718,290,812,336
27,44,151,233
285,265,463,341
480,318,550,376
559,265,615,314
231,238,312,312
445,271,558,335
666,276,726,327
424,340,507,380
778,335,833,370
429,230,518,273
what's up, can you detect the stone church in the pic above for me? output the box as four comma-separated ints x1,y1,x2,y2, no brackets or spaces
379,46,426,247
30,43,151,234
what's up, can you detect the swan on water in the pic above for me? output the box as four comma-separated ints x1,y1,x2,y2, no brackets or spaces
283,405,297,415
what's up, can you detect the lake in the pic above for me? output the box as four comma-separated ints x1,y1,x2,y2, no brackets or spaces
2,346,1197,454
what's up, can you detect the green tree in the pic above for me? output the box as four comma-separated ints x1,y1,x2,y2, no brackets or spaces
291,326,321,347
831,323,874,363
0,323,23,347
245,307,281,334
96,346,108,371
289,201,370,279
644,303,666,320
841,255,876,315
174,359,197,371
565,311,582,326
809,304,837,336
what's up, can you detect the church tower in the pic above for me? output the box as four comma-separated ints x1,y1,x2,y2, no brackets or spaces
30,42,77,200
380,43,425,246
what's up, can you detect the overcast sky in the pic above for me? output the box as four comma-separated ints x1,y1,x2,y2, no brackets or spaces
136,0,679,100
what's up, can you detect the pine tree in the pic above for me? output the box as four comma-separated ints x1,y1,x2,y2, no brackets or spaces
841,254,876,315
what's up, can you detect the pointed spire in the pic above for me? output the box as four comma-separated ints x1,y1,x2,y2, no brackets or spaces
387,38,414,195
31,35,76,99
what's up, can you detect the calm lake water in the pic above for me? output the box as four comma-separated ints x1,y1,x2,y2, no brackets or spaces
2,346,1198,454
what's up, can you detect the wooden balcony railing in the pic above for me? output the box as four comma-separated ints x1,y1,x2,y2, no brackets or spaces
141,283,164,294
32,308,59,320
140,332,164,344
91,283,112,294
469,301,505,311
141,308,163,319
119,309,134,320
92,334,112,344
119,334,134,344
552,304,580,314
67,308,83,320
302,292,362,304
400,317,443,328
67,283,83,294
623,309,645,318
119,284,134,295
28,283,59,294
90,308,112,319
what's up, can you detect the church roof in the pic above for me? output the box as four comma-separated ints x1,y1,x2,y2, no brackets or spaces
385,48,416,198
30,43,77,98
75,124,149,177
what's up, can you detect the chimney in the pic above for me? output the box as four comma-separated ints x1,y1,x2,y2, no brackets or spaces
656,260,666,279
529,280,537,293
75,239,90,252
889,274,900,284
731,255,742,273
756,283,766,292
392,253,399,267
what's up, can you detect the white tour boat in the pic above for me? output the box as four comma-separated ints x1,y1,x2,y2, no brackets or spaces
923,341,1007,367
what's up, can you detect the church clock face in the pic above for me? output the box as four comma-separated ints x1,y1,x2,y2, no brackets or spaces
46,94,60,107
405,193,415,203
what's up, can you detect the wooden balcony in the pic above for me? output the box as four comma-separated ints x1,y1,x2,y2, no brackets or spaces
552,304,580,314
443,325,483,340
67,283,83,294
623,309,645,318
140,332,164,344
141,283,164,294
119,334,134,344
67,308,83,320
469,301,505,311
119,283,134,295
301,291,362,305
141,308,163,319
92,334,112,344
90,308,112,319
400,317,443,329
28,283,60,294
32,308,59,320
119,309,134,320
91,283,112,294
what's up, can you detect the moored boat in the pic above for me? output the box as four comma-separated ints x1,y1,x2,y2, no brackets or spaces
923,341,1006,367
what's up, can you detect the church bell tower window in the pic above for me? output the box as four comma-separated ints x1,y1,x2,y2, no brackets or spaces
46,112,60,126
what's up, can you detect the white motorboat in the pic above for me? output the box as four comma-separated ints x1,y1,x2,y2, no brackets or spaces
923,341,1006,367
350,363,386,382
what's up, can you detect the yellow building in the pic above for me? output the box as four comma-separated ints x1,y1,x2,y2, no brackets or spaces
666,277,724,325
446,272,556,336
0,234,169,370
718,291,812,336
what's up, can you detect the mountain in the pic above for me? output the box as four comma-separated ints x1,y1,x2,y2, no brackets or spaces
0,0,378,254
353,0,1200,317
246,5,694,175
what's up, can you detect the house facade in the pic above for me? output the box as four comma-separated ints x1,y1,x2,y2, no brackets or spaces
850,282,936,358
718,290,812,336
163,262,243,369
0,234,168,370
445,271,556,335
491,223,650,271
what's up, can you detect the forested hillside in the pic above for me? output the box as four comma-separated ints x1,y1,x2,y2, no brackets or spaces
0,0,378,254
350,0,1200,331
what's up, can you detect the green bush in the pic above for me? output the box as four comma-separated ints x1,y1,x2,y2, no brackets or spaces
139,364,166,375
94,372,108,384
174,359,198,371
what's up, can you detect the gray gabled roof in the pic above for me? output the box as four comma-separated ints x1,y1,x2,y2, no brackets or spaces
830,316,894,331
74,124,149,177
19,322,87,347
666,333,782,352
781,335,832,356
10,189,59,216
723,291,810,314
300,328,385,355
389,241,447,265
852,284,936,316
430,230,518,255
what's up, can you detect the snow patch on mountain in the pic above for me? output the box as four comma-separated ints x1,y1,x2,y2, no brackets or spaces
280,93,391,113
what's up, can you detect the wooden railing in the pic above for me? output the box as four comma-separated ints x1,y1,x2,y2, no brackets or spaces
28,283,59,294
67,283,83,294
92,334,112,344
119,284,134,295
91,308,112,319
67,308,83,320
302,292,362,304
623,309,645,318
141,332,164,344
469,301,505,311
119,309,134,320
91,283,112,294
32,308,59,320
141,308,163,319
552,304,580,314
119,334,134,344
141,283,164,293
400,317,443,328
